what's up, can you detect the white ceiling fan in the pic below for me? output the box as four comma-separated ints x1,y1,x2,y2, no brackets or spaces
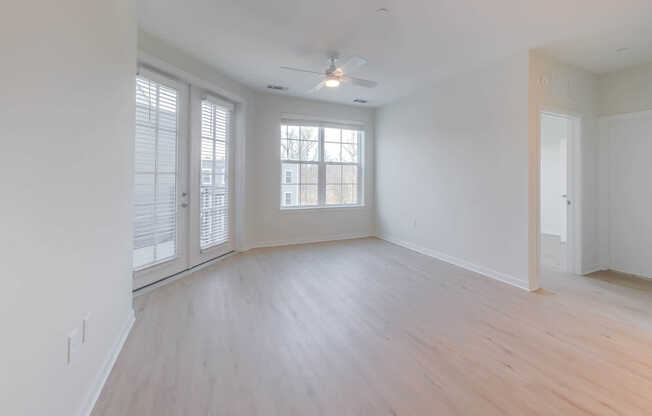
281,55,378,93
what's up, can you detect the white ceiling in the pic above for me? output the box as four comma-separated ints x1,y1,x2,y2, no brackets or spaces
538,19,652,75
139,0,652,107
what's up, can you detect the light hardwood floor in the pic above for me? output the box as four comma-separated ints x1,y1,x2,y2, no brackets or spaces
92,238,652,415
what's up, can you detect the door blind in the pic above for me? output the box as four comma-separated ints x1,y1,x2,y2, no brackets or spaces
200,99,231,249
133,76,179,270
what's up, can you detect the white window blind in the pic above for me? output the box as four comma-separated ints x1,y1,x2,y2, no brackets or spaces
133,76,179,270
200,99,231,249
280,121,363,208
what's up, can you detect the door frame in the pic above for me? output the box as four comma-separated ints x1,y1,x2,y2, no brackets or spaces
538,108,583,278
133,67,190,290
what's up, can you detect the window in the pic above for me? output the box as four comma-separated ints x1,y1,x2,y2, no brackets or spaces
280,120,363,208
324,127,361,205
199,98,231,250
133,76,179,270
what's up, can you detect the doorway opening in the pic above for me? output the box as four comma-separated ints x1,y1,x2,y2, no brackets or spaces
539,111,579,274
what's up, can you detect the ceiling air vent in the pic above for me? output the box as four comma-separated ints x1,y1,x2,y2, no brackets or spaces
267,84,288,91
353,98,368,104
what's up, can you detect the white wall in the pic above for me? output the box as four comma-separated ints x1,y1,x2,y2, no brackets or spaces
599,62,652,116
529,53,600,275
540,114,567,237
599,113,652,278
597,63,652,277
249,93,376,247
0,1,136,415
376,53,532,289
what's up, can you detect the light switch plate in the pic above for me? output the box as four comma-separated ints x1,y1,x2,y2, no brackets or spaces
82,314,90,343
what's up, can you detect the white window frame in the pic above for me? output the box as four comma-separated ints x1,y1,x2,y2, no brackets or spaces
280,118,365,210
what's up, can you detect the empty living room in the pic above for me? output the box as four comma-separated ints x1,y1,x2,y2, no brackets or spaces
4,0,652,415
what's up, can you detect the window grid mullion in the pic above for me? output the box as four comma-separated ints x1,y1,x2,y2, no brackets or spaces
339,164,344,206
323,162,358,166
318,127,325,206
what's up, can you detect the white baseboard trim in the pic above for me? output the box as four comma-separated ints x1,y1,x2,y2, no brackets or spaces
378,234,532,292
581,264,605,275
608,267,652,281
247,233,374,250
78,309,135,416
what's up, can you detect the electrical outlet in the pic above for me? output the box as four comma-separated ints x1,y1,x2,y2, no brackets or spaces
82,314,90,343
67,329,81,366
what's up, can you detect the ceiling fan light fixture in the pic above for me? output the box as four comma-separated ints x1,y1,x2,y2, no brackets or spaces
280,56,377,93
325,77,340,88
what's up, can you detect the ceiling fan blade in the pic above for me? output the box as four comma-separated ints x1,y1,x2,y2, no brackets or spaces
337,55,367,75
308,80,326,93
280,66,323,76
343,76,378,88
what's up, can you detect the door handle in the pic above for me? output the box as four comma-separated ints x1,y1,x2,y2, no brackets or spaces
181,202,188,208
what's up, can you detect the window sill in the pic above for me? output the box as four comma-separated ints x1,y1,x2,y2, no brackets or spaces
279,204,367,213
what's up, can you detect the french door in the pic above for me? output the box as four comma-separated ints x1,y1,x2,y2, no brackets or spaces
133,69,234,290
188,86,235,266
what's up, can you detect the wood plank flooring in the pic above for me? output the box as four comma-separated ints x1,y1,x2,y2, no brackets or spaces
92,238,652,415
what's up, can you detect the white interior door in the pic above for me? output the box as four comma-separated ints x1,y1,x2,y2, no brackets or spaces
540,111,579,274
189,87,235,265
133,69,189,289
